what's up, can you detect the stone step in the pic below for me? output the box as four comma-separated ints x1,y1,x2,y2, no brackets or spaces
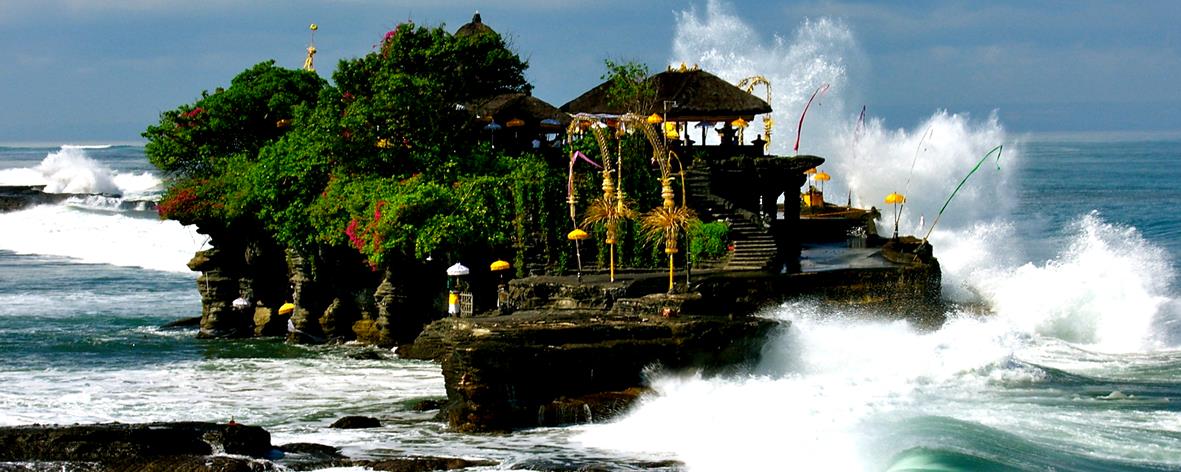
734,241,775,248
732,253,776,258
731,256,775,262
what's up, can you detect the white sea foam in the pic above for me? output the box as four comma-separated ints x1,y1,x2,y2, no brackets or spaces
575,3,1181,470
33,146,120,194
0,205,205,273
0,145,161,197
971,212,1174,352
60,144,113,149
670,0,1015,240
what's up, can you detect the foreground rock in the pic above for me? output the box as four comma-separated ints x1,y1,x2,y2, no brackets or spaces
401,291,783,433
329,415,382,429
0,422,494,471
401,247,941,433
0,422,274,471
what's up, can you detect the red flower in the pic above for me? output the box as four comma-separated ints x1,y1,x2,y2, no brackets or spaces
374,200,387,221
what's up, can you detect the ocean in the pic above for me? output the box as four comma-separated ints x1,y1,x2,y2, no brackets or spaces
2,135,1180,471
4,5,1181,470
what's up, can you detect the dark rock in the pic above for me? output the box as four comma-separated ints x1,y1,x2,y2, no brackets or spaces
409,398,446,411
509,458,684,471
278,442,344,458
409,307,779,432
160,316,203,329
536,388,648,427
0,186,71,213
0,422,271,463
328,416,382,429
274,442,348,471
355,457,497,472
107,455,280,471
346,348,388,360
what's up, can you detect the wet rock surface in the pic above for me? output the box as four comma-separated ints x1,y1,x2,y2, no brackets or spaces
402,253,941,433
404,303,781,432
0,422,271,462
0,186,72,212
328,415,382,429
0,422,496,472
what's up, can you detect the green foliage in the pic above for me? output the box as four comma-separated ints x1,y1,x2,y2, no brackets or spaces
689,221,730,263
602,59,654,114
143,61,326,179
146,19,693,281
145,19,540,270
155,176,231,225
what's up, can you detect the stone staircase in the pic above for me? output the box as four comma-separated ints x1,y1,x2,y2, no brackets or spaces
683,167,777,271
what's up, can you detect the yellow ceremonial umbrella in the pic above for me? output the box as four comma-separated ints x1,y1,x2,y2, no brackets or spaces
490,259,511,271
731,117,748,128
567,228,589,280
646,113,664,125
567,228,589,240
664,122,679,139
884,192,905,239
506,118,526,128
814,171,830,193
278,302,295,315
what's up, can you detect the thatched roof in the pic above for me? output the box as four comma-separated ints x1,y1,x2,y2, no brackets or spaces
455,12,497,38
560,67,772,121
466,93,571,127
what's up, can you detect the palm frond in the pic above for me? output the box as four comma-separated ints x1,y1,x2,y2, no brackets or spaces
639,206,698,245
582,195,638,228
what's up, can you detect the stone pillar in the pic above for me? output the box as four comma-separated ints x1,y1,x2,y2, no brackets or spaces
285,249,326,343
188,248,253,338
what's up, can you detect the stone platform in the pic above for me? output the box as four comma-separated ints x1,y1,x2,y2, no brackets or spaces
400,238,941,432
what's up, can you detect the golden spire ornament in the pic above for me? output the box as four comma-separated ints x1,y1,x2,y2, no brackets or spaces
303,23,318,72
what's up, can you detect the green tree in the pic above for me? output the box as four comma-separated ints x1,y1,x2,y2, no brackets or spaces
602,59,655,114
143,61,326,179
147,19,574,278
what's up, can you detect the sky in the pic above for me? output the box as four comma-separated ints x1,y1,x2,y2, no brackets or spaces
1,0,1179,143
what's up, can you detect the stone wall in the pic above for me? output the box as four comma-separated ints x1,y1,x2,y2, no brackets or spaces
187,229,439,347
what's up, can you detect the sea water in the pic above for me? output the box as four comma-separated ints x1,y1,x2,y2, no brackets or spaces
4,143,1180,471
4,7,1181,472
573,3,1181,471
0,145,657,470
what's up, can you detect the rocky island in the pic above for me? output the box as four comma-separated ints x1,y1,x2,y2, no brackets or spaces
0,14,944,465
145,14,943,433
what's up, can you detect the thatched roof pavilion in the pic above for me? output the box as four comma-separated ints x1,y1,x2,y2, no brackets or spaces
560,65,771,121
455,12,497,38
466,93,570,128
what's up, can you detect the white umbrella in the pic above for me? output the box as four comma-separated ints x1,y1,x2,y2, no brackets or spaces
446,263,470,276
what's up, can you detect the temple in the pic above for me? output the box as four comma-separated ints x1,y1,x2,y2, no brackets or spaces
396,14,942,433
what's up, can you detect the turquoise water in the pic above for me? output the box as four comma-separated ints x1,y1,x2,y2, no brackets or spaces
0,144,671,469
575,134,1181,471
2,138,1181,470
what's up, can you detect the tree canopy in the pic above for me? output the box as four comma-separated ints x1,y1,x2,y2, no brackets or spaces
146,22,543,268
144,22,716,277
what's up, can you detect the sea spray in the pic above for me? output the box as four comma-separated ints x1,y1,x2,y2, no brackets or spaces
670,1,1014,242
671,1,858,155
0,145,163,198
972,212,1175,352
34,146,121,194
575,307,1019,471
574,4,1181,471
0,205,204,273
